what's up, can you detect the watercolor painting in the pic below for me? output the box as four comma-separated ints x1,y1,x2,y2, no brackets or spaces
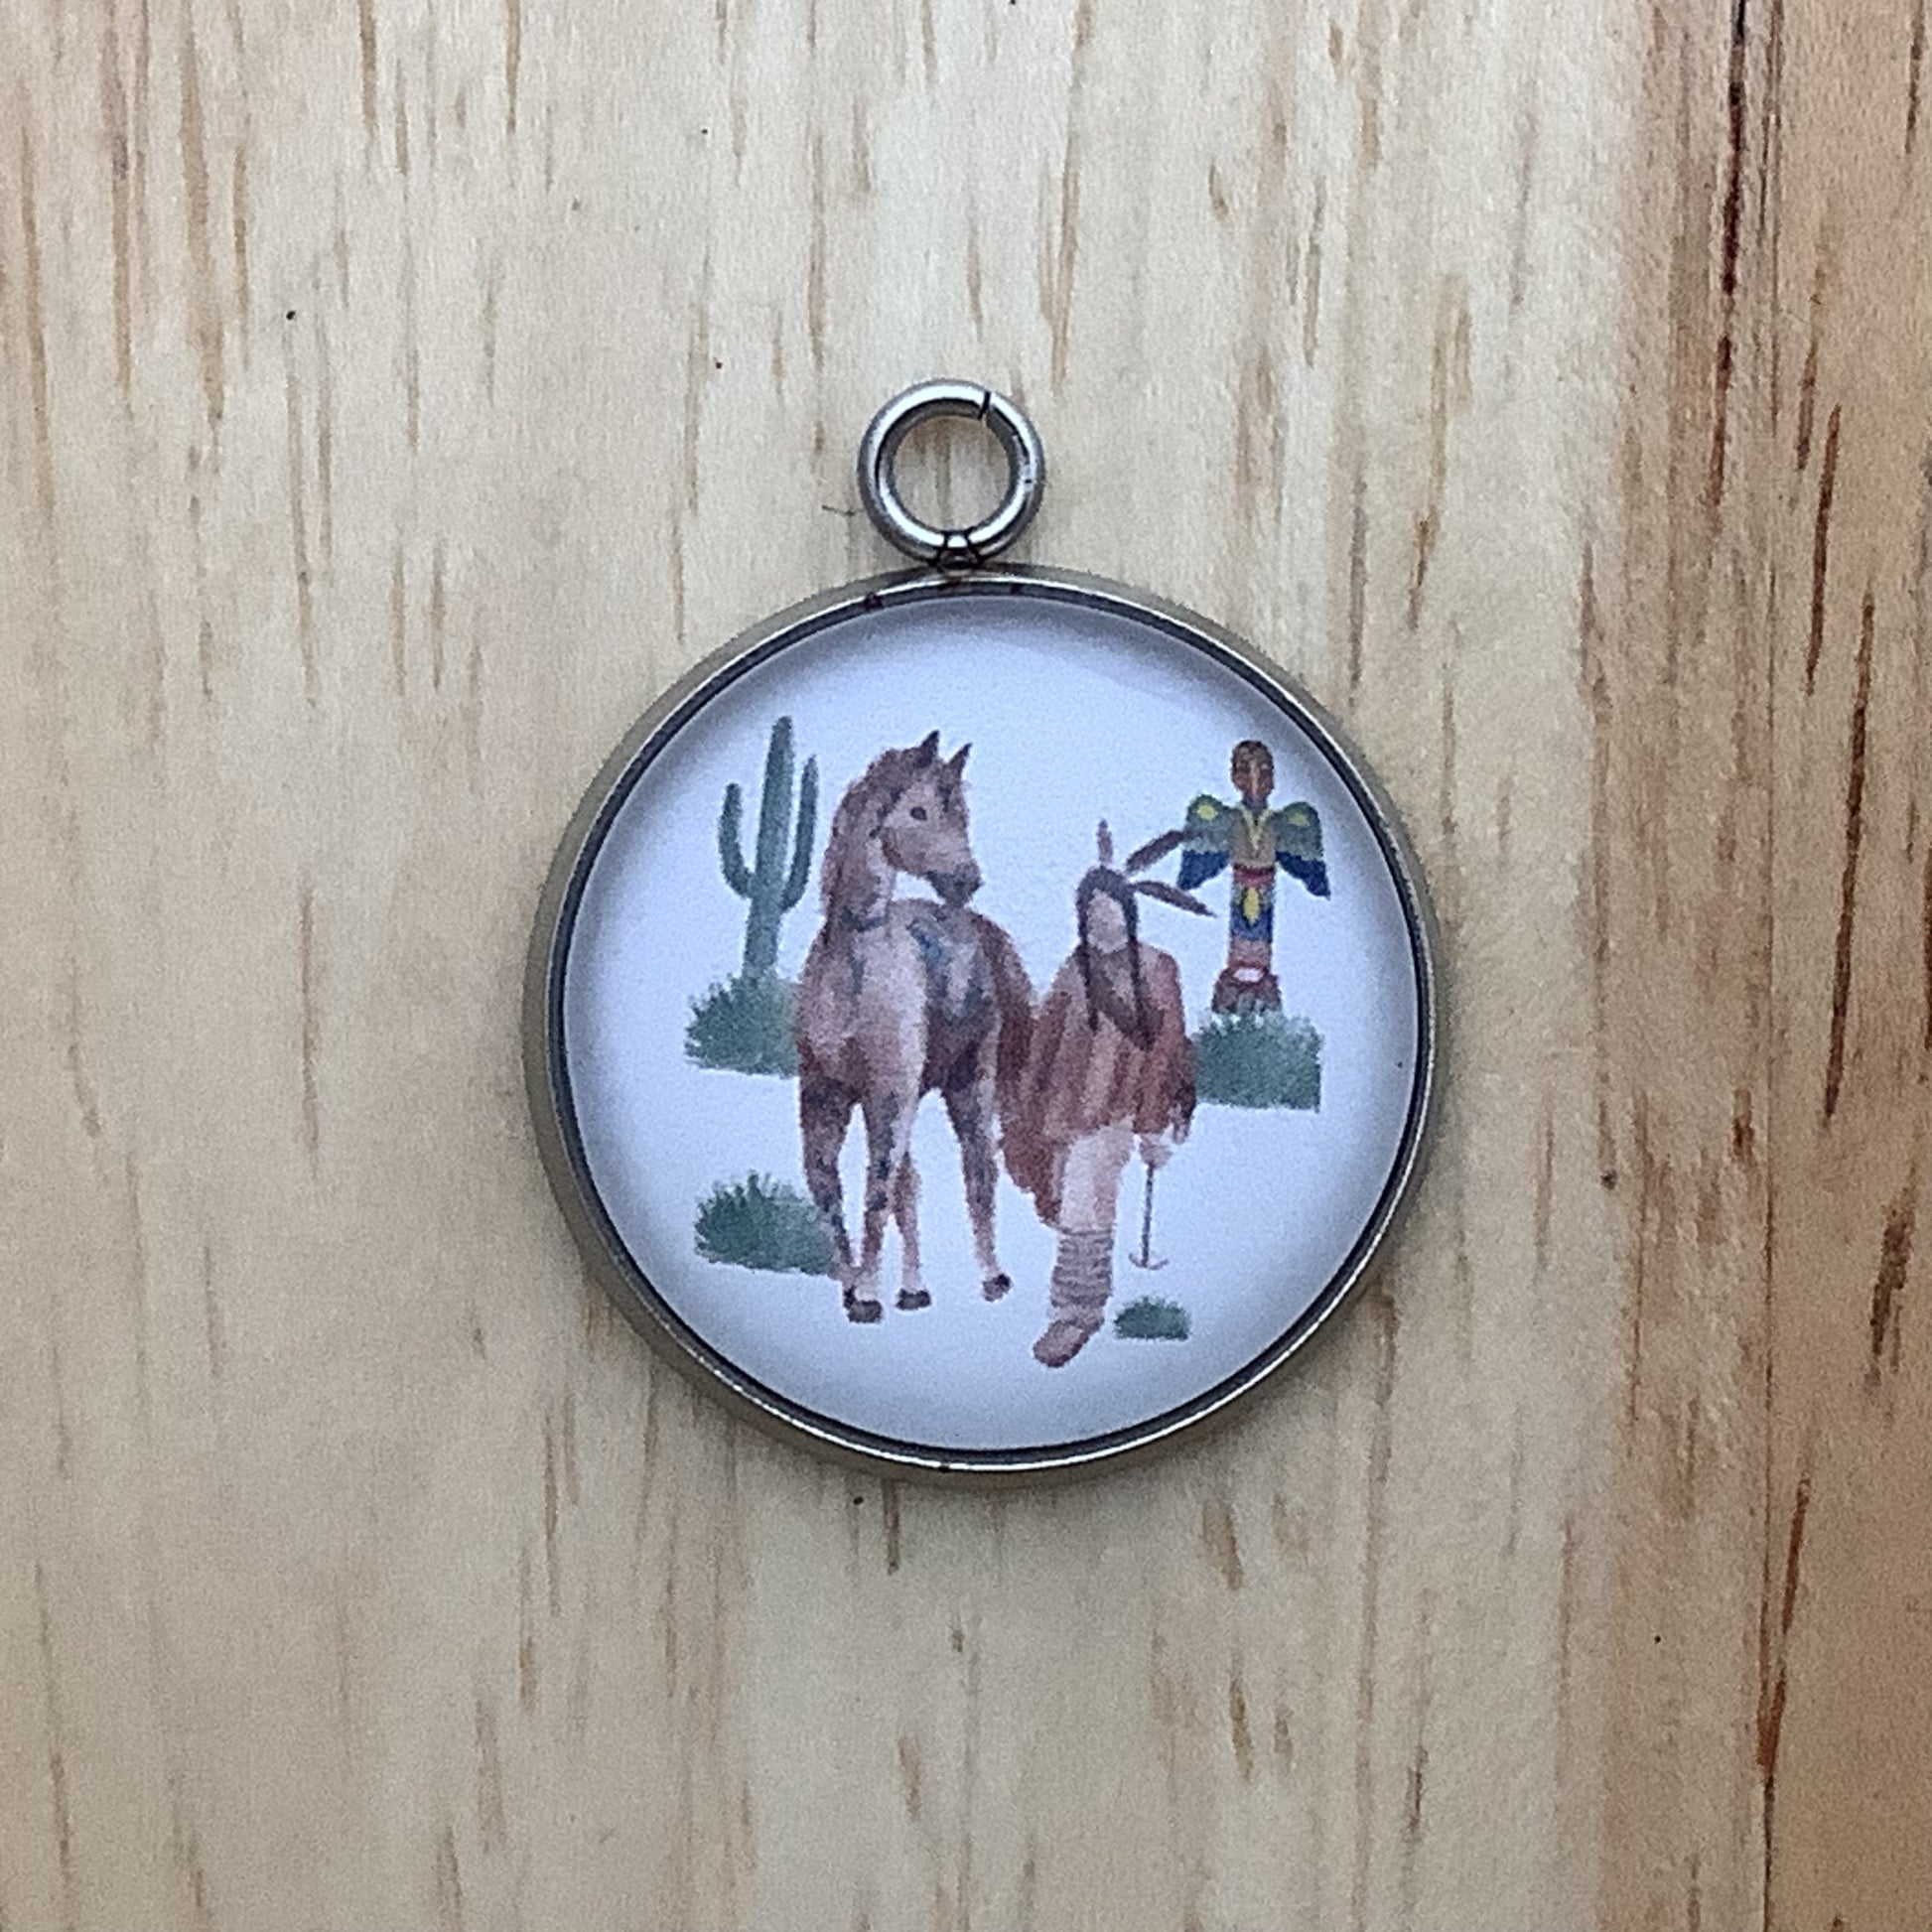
560,595,1424,1452
684,717,817,1076
1193,1009,1323,1110
1130,737,1330,1109
794,732,1034,1323
694,1173,836,1276
1000,822,1207,1364
683,730,1335,1364
686,722,1349,1364
1114,1296,1191,1342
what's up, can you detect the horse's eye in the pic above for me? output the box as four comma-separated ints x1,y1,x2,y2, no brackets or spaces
909,805,928,821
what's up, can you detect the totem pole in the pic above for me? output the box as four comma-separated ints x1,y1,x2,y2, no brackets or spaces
1128,739,1328,1013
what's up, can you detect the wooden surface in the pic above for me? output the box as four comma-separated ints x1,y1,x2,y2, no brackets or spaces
1,0,1927,1925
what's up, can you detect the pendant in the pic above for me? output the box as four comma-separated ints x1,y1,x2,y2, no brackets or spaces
526,381,1438,1481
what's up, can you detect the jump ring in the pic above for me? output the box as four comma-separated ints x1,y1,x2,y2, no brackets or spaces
856,381,1046,569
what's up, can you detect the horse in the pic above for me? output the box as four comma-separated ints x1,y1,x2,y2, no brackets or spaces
795,732,1034,1323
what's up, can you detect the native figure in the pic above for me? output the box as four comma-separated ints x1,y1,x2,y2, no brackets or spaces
1004,826,1206,1368
795,733,1035,1323
1128,739,1328,1014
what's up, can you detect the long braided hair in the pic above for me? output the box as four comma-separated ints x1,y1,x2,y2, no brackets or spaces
1071,821,1212,1047
1074,864,1154,1048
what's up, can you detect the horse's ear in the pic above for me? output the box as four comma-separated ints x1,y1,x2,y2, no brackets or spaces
945,742,971,776
913,730,940,765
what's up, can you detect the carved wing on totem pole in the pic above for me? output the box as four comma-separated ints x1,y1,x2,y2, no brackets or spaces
1176,796,1235,892
1126,795,1235,890
1274,801,1330,898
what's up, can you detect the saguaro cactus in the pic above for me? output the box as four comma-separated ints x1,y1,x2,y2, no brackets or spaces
718,717,818,979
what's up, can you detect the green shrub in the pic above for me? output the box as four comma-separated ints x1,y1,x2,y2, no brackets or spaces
1193,1009,1322,1110
686,972,798,1076
1114,1296,1191,1341
694,1174,837,1277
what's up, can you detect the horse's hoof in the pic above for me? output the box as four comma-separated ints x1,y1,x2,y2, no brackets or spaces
982,1272,1013,1303
897,1287,932,1311
844,1296,884,1324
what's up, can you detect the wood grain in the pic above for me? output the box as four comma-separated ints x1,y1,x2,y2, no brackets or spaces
0,0,1925,1926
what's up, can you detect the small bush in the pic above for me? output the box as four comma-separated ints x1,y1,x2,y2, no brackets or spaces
1114,1296,1192,1341
1193,1009,1322,1110
694,1174,837,1277
686,972,798,1076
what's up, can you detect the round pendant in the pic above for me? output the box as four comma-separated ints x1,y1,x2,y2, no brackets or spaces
527,384,1438,1480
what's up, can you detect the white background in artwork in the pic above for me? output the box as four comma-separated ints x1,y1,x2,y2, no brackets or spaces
561,596,1424,1453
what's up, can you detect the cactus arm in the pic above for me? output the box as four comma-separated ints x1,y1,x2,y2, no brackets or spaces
782,756,818,910
719,783,754,897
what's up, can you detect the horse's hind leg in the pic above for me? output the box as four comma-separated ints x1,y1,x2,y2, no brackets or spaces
799,1072,861,1315
893,1158,928,1311
944,1064,1010,1302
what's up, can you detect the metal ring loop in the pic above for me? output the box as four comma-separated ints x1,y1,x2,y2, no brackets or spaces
856,381,1046,569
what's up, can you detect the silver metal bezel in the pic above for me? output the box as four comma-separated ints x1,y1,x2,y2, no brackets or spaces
524,566,1441,1485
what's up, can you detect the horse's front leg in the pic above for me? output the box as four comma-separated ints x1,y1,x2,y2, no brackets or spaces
893,1157,927,1311
799,1070,860,1313
855,1088,916,1321
944,1062,1010,1302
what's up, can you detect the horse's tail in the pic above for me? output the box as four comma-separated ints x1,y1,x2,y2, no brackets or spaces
971,912,1035,1129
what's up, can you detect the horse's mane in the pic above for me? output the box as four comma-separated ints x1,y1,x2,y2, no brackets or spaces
819,743,928,915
